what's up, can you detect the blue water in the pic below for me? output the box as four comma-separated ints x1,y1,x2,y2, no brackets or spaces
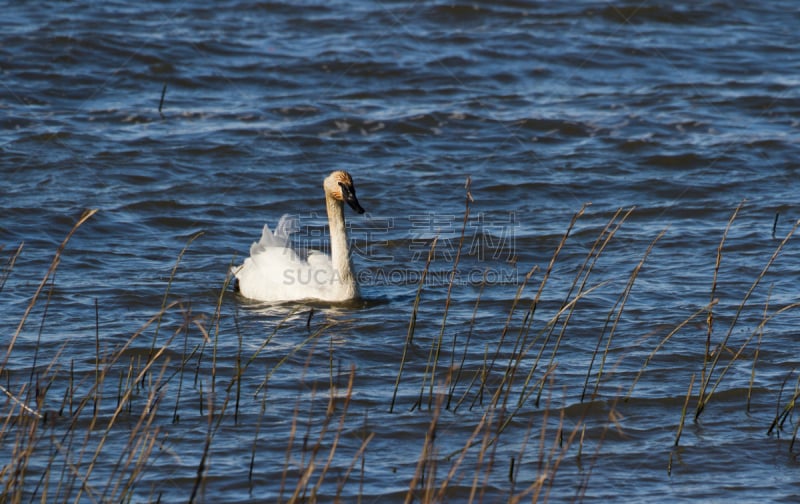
2,1,800,502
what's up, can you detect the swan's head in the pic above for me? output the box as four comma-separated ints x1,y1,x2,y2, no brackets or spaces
324,170,365,214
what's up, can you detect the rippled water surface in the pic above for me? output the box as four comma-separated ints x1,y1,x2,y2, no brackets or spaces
2,1,800,502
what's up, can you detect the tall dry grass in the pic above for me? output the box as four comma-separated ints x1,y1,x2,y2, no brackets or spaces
2,189,799,503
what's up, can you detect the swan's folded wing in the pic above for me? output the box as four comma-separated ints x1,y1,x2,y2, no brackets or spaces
274,214,299,243
250,216,297,255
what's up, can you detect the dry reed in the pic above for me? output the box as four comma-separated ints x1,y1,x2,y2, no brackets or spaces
2,189,799,504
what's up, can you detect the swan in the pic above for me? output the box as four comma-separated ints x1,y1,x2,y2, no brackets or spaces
232,170,365,303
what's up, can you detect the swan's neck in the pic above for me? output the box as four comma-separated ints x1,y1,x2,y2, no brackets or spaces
326,194,357,295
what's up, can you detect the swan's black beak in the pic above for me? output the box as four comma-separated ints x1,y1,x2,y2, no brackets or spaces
340,182,365,214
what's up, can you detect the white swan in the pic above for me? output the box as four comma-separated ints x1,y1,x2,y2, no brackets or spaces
232,170,365,303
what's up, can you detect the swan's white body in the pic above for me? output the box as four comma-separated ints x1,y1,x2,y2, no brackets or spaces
233,171,365,303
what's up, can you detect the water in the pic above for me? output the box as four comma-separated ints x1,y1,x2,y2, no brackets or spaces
2,1,800,502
